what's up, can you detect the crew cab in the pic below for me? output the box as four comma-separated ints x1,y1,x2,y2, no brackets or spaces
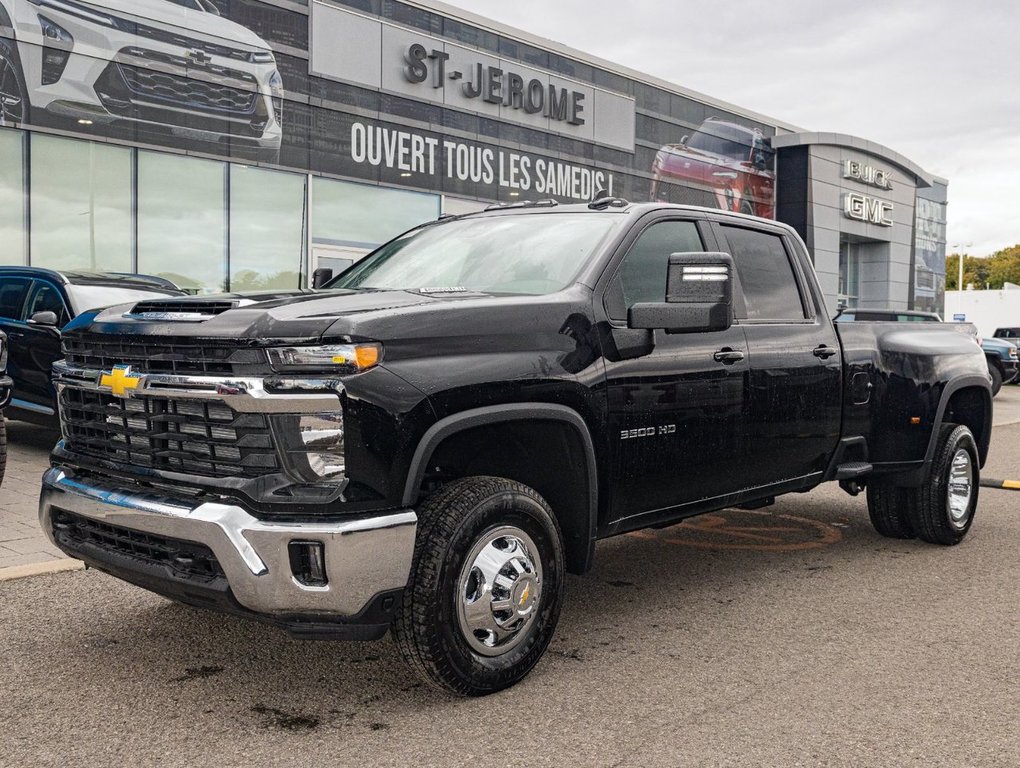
0,268,182,423
40,202,992,696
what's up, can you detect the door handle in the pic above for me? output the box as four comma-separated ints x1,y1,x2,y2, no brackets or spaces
813,345,838,359
713,348,745,364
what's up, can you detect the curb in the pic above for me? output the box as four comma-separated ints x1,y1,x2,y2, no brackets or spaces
0,558,85,582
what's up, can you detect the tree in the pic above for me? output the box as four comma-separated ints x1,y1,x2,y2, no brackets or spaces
946,244,1020,290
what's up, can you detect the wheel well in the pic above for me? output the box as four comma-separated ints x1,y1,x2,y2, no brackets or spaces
415,419,594,575
944,386,990,465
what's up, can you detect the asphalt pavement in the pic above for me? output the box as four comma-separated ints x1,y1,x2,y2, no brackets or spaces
3,420,1020,766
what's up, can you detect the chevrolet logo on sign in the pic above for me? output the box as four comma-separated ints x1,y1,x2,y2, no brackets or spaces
100,366,143,397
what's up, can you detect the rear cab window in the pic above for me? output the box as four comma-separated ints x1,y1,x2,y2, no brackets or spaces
718,225,808,321
0,277,31,320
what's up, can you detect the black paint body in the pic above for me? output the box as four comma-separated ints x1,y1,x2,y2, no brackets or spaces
55,204,993,573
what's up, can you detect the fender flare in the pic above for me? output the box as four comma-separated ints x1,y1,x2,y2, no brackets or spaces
401,403,599,571
924,375,993,467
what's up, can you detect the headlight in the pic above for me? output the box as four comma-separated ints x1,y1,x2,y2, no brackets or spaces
1010,348,1018,360
268,69,283,93
267,343,381,374
29,0,117,27
250,49,275,64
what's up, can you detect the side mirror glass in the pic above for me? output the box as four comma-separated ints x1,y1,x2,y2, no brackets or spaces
29,310,59,328
311,268,334,289
628,252,733,334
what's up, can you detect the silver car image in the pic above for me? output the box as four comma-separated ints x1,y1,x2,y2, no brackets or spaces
0,0,283,158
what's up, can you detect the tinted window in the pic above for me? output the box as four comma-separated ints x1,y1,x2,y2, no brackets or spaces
0,277,30,319
722,226,805,320
25,282,69,325
616,221,704,308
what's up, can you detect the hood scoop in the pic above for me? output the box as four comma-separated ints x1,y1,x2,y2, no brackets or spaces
127,298,254,322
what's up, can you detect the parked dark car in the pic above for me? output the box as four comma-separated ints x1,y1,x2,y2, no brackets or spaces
0,329,9,486
41,202,991,696
0,268,182,423
836,308,1017,395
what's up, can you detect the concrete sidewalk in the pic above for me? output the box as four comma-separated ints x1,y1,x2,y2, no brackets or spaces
4,385,1020,578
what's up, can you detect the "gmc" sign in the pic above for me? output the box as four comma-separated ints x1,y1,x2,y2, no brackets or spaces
844,192,894,227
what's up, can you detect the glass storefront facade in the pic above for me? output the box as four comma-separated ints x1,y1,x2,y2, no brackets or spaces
0,0,942,308
0,127,440,293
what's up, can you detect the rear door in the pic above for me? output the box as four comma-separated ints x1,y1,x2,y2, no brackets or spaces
0,276,31,406
19,279,70,410
714,222,842,487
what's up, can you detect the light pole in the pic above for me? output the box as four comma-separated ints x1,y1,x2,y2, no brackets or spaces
950,242,972,318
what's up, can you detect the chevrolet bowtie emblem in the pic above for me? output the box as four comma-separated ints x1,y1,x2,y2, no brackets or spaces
518,584,530,607
100,365,143,397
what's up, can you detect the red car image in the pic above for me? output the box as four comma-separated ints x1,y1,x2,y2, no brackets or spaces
650,118,776,218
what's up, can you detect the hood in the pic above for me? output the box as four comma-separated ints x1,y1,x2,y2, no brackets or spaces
90,0,272,52
68,289,445,342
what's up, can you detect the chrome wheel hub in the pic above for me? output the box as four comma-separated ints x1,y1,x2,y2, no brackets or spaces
947,448,974,529
456,526,542,657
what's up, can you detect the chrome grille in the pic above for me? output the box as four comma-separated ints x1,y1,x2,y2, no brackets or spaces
59,387,278,478
61,336,267,376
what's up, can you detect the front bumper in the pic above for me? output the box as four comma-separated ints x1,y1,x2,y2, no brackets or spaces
40,467,417,639
1002,361,1019,384
0,375,11,410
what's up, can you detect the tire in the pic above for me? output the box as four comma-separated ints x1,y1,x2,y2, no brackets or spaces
0,38,29,126
0,414,6,488
866,479,915,539
987,361,1003,396
903,423,979,546
392,476,565,696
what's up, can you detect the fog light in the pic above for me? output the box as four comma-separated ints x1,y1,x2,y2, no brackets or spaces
288,540,327,587
38,15,72,85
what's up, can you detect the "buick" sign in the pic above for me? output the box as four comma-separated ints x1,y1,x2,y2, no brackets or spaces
404,43,586,126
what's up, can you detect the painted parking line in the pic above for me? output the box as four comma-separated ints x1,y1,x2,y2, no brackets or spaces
0,558,84,582
980,478,1020,490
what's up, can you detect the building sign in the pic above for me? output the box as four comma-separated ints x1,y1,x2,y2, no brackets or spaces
843,160,893,190
844,192,894,226
350,121,614,201
404,45,586,126
309,2,636,152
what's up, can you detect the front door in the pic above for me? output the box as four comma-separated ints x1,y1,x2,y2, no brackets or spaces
599,216,751,525
18,280,69,411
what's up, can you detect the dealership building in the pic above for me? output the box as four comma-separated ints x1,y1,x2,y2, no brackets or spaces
0,0,948,312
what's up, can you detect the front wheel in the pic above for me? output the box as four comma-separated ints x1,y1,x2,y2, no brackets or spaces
987,361,1003,396
393,476,565,696
0,38,29,126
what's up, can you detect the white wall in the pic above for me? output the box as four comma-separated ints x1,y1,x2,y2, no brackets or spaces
944,289,1020,336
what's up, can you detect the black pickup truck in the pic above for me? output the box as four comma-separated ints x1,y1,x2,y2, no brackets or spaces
39,202,992,696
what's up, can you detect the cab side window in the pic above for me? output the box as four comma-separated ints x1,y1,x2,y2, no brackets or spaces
0,278,30,320
720,225,806,321
25,282,70,325
606,220,704,319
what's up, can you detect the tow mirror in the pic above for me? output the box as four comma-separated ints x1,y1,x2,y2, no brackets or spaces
28,310,59,328
628,252,733,334
311,268,334,289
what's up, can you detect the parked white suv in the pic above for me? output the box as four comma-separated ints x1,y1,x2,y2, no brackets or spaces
0,0,282,158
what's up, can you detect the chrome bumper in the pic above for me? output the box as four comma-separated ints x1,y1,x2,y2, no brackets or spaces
39,467,416,618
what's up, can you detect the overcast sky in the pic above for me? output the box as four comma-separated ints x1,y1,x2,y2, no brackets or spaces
446,0,1018,257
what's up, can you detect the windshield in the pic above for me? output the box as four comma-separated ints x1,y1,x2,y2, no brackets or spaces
67,285,178,314
686,129,751,163
327,213,621,296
